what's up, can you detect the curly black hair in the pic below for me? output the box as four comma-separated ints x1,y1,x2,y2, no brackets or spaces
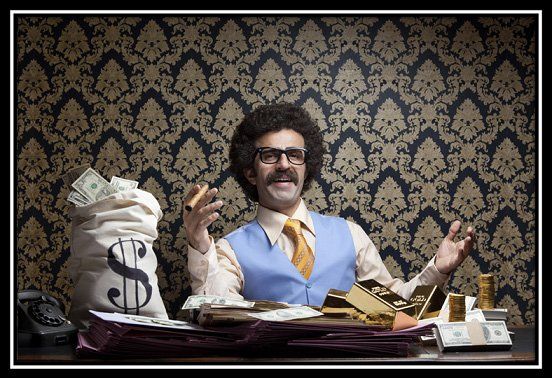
229,102,326,202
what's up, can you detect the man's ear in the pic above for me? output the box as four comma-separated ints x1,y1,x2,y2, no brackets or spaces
243,167,257,186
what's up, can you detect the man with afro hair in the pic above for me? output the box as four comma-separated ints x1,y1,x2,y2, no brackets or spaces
184,102,475,306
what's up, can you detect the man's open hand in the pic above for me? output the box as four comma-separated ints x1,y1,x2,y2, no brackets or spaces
435,220,475,274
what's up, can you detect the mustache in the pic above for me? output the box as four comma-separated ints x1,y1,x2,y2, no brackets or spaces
266,170,299,185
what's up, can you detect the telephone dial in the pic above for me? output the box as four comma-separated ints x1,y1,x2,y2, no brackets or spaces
17,290,78,347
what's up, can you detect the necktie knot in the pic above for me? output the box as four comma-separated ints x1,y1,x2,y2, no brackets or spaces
283,218,302,238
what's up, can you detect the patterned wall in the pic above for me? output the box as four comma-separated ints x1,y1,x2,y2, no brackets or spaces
15,15,536,324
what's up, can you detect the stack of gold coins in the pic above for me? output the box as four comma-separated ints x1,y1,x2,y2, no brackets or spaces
478,274,495,309
448,294,466,322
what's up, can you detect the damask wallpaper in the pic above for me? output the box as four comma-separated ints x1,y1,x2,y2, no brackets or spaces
15,15,537,324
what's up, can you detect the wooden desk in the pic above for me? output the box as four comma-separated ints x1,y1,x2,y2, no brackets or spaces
15,325,537,365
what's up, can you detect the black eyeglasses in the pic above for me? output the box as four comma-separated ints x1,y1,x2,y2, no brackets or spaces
254,147,309,165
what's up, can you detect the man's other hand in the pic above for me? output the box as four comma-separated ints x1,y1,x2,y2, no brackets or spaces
435,220,475,274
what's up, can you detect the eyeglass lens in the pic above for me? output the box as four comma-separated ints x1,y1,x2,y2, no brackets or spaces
260,148,306,164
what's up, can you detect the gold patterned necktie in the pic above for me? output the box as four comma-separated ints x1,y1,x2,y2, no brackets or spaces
282,218,315,280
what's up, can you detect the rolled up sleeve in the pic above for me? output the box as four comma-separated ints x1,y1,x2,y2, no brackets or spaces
187,237,245,299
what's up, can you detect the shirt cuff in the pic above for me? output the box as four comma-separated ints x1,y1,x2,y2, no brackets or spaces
423,256,451,287
187,236,218,283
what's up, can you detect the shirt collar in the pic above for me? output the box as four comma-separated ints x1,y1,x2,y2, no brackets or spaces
257,198,315,246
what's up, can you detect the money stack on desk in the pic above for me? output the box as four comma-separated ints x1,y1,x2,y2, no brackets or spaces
412,274,513,352
77,291,435,358
76,277,512,357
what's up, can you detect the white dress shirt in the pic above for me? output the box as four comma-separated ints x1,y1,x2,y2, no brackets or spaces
187,199,450,301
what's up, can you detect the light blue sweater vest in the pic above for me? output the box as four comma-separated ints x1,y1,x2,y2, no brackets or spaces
224,212,356,306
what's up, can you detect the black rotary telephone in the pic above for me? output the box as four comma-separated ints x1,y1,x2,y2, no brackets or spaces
17,290,78,347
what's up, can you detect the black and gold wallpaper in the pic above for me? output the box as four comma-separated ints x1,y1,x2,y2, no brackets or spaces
15,15,537,323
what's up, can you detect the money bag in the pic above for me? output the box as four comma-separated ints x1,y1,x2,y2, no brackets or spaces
67,189,168,329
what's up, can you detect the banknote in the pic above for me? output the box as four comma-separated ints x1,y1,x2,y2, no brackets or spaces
466,309,487,322
248,306,324,322
419,309,488,342
435,320,512,348
67,190,91,206
110,176,139,192
72,167,117,202
182,295,255,310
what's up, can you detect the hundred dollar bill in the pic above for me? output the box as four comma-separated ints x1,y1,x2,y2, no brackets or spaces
435,320,512,351
71,167,117,203
466,309,487,322
182,295,255,310
110,176,139,192
419,309,487,342
247,306,324,322
67,190,91,206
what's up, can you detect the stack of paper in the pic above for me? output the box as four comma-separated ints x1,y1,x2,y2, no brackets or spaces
434,320,512,352
481,308,508,321
76,309,434,358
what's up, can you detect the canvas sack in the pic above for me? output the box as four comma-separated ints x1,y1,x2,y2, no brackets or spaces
67,189,168,328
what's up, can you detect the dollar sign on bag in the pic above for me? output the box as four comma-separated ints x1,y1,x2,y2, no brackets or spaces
106,238,152,314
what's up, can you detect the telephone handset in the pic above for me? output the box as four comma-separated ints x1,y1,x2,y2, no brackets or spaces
17,289,78,347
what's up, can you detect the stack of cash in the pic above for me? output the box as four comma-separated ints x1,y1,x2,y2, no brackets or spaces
177,295,293,326
434,320,512,352
196,303,392,328
78,308,436,358
63,165,139,206
247,306,324,322
196,304,259,326
180,295,398,328
181,295,256,310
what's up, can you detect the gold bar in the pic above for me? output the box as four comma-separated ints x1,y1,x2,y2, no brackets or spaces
346,279,417,318
321,288,350,308
321,289,359,319
409,285,447,320
421,310,441,319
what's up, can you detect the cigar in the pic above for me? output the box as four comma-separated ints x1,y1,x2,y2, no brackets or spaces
185,184,209,212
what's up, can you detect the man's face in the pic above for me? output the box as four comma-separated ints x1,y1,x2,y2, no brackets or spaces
244,129,307,214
